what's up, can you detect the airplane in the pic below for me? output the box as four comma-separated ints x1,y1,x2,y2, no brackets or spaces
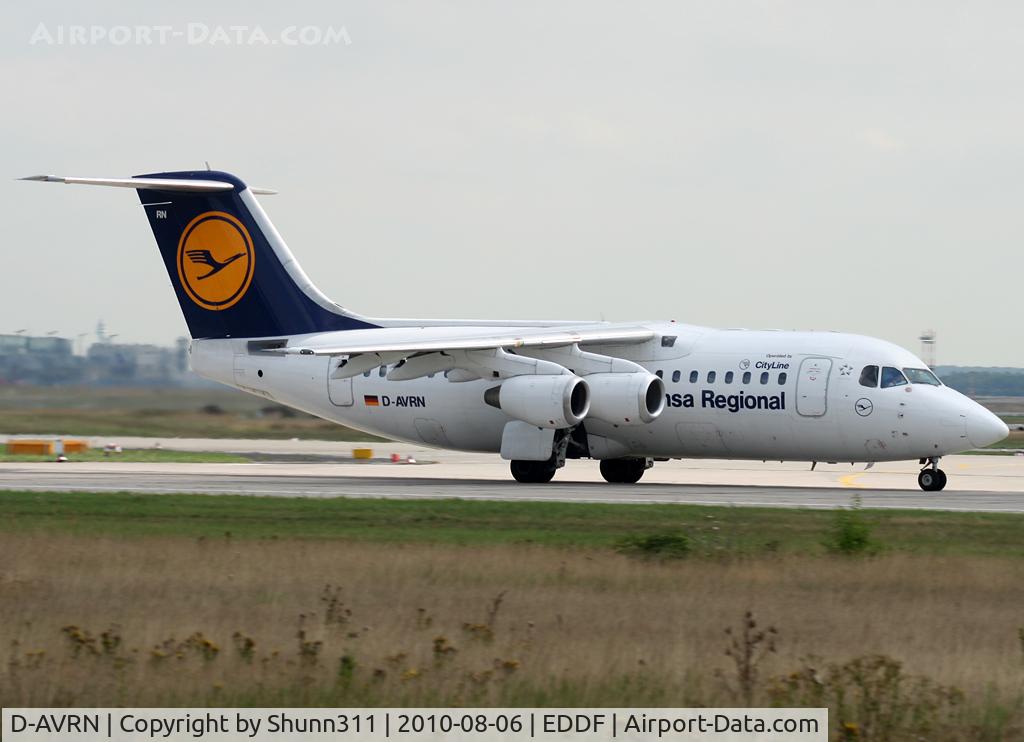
22,170,1009,491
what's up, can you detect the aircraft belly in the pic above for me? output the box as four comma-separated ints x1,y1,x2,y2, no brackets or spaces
786,418,851,460
330,376,505,452
674,422,729,456
653,407,795,459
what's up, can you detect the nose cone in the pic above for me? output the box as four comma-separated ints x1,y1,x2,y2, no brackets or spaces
966,410,1010,448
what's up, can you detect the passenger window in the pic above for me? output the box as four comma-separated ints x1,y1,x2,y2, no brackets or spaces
363,370,371,378
656,370,663,379
689,370,698,383
881,366,908,388
778,372,787,385
859,365,879,388
742,371,751,384
724,371,734,384
379,366,387,377
671,370,681,383
707,371,716,383
427,373,435,379
760,372,769,385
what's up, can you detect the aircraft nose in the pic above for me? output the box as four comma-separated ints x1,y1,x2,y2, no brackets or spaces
966,409,1010,448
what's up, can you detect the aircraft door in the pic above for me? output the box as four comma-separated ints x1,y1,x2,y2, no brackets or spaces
327,358,354,406
796,357,832,417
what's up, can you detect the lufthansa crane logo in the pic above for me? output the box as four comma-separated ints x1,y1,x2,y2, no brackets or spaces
176,211,255,311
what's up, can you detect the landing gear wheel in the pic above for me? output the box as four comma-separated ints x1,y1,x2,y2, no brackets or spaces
510,458,557,484
599,457,647,484
918,468,947,492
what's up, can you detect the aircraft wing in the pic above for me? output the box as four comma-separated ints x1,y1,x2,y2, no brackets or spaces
263,324,659,381
284,324,655,356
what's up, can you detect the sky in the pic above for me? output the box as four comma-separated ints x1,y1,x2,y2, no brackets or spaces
2,1,1022,365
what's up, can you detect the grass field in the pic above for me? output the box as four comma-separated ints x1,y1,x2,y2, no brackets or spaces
2,493,1024,739
2,491,1024,557
0,503,1019,736
976,397,1024,414
0,385,384,441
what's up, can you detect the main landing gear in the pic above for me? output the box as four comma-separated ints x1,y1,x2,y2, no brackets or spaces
599,457,651,484
509,455,654,484
510,456,558,484
509,429,654,484
918,458,947,492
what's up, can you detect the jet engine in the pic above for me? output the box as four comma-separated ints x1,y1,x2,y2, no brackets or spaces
484,374,590,429
585,372,665,425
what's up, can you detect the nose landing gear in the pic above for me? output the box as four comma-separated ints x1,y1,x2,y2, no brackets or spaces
918,458,947,492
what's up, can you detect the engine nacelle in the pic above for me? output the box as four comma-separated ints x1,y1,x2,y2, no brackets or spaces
586,372,665,425
484,374,590,429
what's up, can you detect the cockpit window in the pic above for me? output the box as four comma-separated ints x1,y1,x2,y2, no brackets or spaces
859,365,878,388
880,366,908,388
903,368,941,386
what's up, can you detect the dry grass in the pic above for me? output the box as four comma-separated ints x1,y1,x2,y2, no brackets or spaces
3,533,1024,725
0,385,381,441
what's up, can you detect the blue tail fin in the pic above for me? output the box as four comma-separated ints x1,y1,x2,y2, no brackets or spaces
136,170,377,339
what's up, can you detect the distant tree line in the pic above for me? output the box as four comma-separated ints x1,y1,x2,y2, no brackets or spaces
940,371,1024,397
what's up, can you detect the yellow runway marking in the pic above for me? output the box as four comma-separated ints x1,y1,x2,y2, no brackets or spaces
838,473,865,488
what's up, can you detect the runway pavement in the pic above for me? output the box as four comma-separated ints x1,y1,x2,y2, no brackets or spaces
0,436,1022,512
1,468,1023,511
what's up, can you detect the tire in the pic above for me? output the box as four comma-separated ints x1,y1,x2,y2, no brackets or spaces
918,469,944,492
510,459,556,484
599,458,646,484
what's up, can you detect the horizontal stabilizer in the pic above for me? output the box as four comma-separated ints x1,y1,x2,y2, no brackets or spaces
20,174,277,194
19,174,235,192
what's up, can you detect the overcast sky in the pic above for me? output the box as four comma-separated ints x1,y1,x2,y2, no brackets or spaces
2,2,1022,365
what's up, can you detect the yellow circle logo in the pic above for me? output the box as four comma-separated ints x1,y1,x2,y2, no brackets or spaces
176,211,255,311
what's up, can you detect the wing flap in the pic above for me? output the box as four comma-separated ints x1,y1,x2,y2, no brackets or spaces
284,326,655,356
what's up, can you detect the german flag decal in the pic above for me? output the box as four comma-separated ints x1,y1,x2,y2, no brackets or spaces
363,395,380,407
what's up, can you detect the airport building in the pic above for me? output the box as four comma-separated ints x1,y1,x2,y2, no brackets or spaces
0,331,193,387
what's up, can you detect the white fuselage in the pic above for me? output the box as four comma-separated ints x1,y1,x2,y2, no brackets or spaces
191,321,1005,463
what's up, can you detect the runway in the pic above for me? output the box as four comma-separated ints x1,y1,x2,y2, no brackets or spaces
0,437,1022,511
